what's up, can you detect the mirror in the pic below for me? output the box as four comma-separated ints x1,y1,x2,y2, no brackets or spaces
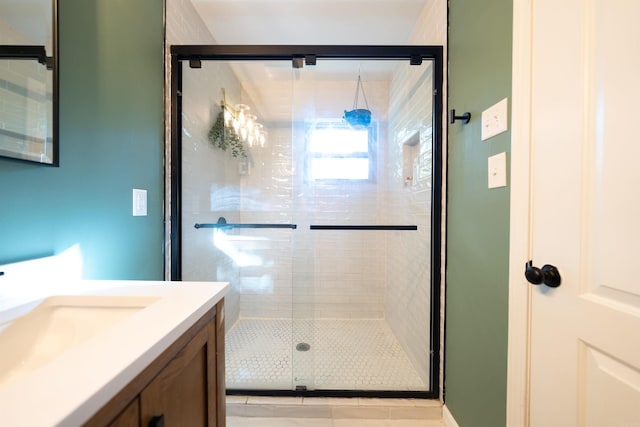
0,0,58,166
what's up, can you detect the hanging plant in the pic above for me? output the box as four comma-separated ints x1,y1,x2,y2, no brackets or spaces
208,110,247,158
343,72,372,128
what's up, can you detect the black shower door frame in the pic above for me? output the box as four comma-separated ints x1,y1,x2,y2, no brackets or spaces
169,45,443,399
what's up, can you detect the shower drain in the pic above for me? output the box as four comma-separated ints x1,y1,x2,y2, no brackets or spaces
296,342,311,352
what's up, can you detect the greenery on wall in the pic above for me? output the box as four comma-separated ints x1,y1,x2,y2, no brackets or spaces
208,110,247,158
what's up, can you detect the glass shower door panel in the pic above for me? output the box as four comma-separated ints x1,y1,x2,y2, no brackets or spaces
383,60,434,391
180,60,297,390
291,59,434,391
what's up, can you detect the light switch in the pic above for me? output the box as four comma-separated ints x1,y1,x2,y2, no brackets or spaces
481,98,508,141
132,189,147,216
488,152,507,189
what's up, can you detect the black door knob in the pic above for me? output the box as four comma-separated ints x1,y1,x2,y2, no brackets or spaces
525,261,561,288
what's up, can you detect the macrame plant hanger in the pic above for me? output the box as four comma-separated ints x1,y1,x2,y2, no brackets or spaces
343,68,372,128
353,74,369,112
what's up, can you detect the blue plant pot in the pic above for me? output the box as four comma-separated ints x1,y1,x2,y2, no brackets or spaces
343,109,372,128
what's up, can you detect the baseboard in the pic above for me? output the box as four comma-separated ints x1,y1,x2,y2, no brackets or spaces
443,404,461,427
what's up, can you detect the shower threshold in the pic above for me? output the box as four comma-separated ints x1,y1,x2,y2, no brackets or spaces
225,395,443,420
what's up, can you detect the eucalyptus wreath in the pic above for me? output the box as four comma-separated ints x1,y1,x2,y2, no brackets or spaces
207,111,247,158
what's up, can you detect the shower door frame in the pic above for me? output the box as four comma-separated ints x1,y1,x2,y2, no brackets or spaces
169,45,444,399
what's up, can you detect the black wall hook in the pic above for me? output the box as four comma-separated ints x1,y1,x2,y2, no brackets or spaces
450,109,471,124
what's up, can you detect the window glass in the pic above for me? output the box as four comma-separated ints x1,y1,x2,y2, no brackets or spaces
307,120,375,181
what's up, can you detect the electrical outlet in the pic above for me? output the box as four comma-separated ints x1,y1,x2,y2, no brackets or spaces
132,189,147,216
481,98,509,141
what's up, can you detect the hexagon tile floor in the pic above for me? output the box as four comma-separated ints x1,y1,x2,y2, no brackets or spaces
225,318,428,391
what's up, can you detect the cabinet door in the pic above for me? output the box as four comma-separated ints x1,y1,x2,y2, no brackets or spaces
108,399,139,427
140,327,209,426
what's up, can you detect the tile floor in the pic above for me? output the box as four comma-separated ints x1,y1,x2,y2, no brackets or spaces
226,396,444,427
226,318,428,391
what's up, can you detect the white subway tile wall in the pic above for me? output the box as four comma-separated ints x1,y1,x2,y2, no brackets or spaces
235,74,393,321
385,63,434,385
166,2,244,327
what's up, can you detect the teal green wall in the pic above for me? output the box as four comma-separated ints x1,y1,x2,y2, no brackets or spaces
446,0,512,425
0,0,164,279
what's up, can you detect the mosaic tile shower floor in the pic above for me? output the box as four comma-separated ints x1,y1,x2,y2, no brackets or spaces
226,318,427,391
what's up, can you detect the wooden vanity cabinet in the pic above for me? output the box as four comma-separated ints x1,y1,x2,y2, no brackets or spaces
85,300,225,427
107,400,138,427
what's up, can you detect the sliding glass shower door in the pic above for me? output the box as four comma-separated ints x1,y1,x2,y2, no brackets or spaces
175,47,441,395
288,59,435,392
179,59,301,390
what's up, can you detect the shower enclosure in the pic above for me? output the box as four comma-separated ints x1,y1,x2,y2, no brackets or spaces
170,46,442,397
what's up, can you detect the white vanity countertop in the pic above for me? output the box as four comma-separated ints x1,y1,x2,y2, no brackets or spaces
0,279,228,426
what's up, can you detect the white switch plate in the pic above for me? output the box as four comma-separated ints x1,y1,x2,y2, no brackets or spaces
488,152,507,189
481,98,508,141
132,189,147,216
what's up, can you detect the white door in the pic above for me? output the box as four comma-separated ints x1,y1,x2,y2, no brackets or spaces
510,0,640,425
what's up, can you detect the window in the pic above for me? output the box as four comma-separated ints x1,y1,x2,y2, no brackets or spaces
306,119,377,181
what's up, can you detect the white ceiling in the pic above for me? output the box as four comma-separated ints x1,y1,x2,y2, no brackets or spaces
191,0,429,45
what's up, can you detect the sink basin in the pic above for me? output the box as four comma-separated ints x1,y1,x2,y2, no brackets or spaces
0,295,159,386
